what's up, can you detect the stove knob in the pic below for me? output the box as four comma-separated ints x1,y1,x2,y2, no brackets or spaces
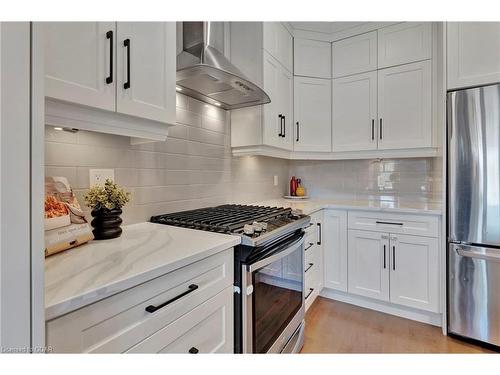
260,222,268,231
243,224,254,235
252,222,264,232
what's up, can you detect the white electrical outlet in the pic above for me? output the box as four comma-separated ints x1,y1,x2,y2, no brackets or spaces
89,169,115,186
273,175,279,186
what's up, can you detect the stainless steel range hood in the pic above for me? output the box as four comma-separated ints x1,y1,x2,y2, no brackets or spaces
176,22,271,110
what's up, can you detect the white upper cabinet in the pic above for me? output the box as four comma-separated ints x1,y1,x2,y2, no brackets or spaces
116,22,176,124
332,71,378,152
44,22,116,111
263,22,293,72
294,38,331,78
293,77,331,152
377,22,432,68
389,234,439,313
377,60,431,150
447,22,500,90
332,31,377,78
348,230,390,301
262,51,293,150
323,210,348,292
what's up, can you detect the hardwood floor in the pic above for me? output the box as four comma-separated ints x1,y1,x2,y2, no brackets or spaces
301,297,493,353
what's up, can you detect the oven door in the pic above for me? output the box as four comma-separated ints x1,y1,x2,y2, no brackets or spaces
242,230,305,353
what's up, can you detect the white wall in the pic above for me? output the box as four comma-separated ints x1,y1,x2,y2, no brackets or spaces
0,22,32,351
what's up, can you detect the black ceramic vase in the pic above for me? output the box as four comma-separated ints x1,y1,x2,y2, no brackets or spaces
91,207,123,240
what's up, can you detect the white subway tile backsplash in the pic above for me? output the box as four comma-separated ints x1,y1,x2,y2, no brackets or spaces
45,94,289,225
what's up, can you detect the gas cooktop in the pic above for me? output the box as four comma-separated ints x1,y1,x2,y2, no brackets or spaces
150,204,310,247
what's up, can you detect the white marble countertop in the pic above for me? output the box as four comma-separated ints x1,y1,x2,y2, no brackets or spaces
45,222,240,321
251,198,443,216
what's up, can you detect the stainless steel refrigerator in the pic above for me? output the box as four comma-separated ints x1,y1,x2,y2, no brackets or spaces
448,82,500,348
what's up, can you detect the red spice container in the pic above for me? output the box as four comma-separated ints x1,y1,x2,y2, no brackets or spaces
290,176,297,196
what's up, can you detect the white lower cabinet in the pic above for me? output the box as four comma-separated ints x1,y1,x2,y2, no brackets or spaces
127,286,233,353
46,249,234,353
347,227,440,313
323,209,348,292
304,211,324,311
317,208,441,322
389,234,439,312
348,230,390,301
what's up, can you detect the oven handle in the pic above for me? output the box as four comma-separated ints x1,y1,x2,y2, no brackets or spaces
247,234,304,273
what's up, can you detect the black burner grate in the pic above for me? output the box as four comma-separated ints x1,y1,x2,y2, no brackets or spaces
150,204,292,233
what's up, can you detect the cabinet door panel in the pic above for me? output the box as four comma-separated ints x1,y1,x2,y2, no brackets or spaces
44,22,116,111
389,234,439,312
278,66,293,149
332,31,377,78
294,38,331,78
294,77,332,152
323,210,348,292
332,71,377,152
116,22,176,124
447,22,500,89
378,22,432,68
263,22,292,73
348,230,389,301
262,51,282,148
377,60,431,150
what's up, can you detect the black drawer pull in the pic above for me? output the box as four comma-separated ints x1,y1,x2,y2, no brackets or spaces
145,284,198,313
188,347,199,354
379,118,383,140
282,115,286,137
376,221,403,226
393,246,396,270
383,244,386,269
305,288,314,300
106,30,113,84
123,38,131,89
305,242,314,252
305,262,314,273
278,114,283,137
371,119,375,140
296,121,300,142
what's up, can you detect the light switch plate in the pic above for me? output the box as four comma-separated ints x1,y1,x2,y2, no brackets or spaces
89,169,114,186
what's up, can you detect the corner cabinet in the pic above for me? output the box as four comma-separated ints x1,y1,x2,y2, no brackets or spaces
42,22,176,141
230,22,294,152
447,22,500,90
323,209,348,292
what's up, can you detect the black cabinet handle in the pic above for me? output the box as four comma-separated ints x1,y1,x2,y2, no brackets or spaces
317,223,322,245
371,119,375,140
106,30,113,84
278,114,283,137
305,262,314,273
393,246,396,270
305,242,314,252
296,121,299,142
282,115,286,137
123,38,131,89
383,244,386,269
305,288,314,300
188,347,199,354
379,118,383,140
376,221,403,226
145,284,198,313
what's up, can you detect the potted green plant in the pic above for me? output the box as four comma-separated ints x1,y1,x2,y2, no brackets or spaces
83,179,131,240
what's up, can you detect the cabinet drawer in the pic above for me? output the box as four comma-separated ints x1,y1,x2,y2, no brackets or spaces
47,249,233,353
127,286,233,353
348,211,439,238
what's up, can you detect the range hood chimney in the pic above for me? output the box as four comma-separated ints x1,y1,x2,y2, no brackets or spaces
176,22,271,110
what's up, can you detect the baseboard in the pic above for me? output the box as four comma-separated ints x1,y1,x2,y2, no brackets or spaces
319,288,443,327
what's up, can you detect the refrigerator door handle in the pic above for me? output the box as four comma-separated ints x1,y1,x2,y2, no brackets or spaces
457,247,500,263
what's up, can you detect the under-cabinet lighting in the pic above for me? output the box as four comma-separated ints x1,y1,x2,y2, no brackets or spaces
214,102,221,107
53,127,63,131
175,86,182,92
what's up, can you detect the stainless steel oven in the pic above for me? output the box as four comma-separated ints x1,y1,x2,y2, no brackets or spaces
237,229,305,353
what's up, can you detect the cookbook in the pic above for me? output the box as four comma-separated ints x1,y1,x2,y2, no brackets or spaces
44,176,93,256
